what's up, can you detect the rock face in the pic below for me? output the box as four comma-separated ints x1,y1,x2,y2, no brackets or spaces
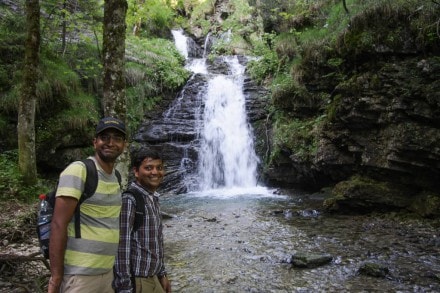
134,72,208,194
264,55,440,216
316,58,440,191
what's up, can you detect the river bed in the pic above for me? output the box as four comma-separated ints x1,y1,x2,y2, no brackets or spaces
160,188,440,293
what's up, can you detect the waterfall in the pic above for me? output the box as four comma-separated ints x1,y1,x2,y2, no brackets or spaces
198,57,258,189
169,30,259,192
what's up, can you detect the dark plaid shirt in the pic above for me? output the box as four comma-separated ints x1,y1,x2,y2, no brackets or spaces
113,181,166,293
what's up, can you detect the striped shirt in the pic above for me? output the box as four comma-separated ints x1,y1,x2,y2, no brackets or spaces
55,157,121,275
113,181,166,293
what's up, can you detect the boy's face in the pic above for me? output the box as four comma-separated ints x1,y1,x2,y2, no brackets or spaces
134,157,164,193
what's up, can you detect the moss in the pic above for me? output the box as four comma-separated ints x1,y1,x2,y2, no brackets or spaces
271,113,325,164
409,192,440,218
324,175,415,214
325,93,342,122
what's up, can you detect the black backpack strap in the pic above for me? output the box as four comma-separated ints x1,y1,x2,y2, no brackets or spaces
115,169,122,188
74,158,98,238
81,158,99,202
124,187,145,232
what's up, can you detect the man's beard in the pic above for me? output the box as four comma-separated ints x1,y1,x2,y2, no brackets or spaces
97,150,119,163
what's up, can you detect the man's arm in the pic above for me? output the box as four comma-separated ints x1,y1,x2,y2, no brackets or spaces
113,194,136,293
48,196,77,293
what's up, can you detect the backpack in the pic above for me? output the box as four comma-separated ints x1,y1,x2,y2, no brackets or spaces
122,186,146,232
36,158,122,259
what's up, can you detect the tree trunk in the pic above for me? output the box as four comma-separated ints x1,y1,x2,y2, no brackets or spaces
18,0,40,185
102,0,128,121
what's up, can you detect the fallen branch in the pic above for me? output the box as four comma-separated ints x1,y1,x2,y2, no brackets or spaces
0,252,50,270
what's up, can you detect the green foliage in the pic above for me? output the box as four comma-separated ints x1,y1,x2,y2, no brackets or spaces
127,0,175,37
0,150,50,203
247,33,280,84
124,36,190,133
125,61,162,132
325,93,342,122
274,32,298,61
257,0,439,88
186,0,216,35
126,36,189,89
220,0,254,31
189,0,263,56
270,72,317,111
38,53,81,104
271,114,326,163
63,43,103,87
36,92,98,140
0,5,26,92
40,0,103,55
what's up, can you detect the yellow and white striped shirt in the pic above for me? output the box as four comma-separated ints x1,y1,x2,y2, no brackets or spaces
56,157,121,275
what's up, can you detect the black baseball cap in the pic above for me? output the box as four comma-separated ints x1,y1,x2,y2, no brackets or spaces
95,117,126,136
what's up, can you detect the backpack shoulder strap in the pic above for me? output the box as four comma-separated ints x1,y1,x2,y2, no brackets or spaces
115,169,122,188
74,158,98,238
124,187,145,232
81,158,98,203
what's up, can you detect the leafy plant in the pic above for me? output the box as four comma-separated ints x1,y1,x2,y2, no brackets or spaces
0,150,50,203
247,33,280,84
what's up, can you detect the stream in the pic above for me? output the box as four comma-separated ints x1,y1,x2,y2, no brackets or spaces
159,188,440,293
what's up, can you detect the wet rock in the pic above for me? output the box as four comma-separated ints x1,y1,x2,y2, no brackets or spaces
296,209,320,218
271,209,320,219
290,252,333,268
203,217,218,222
160,211,175,219
358,262,390,278
225,275,238,284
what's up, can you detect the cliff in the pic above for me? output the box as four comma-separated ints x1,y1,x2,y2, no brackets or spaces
254,2,440,217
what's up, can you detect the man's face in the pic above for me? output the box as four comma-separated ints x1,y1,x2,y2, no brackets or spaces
134,157,164,193
93,129,126,163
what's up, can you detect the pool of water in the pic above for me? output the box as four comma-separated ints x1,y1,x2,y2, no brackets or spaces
160,188,440,292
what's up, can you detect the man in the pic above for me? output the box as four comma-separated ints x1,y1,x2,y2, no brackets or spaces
48,117,127,293
113,149,171,293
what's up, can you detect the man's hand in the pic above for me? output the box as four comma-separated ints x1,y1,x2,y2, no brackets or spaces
159,275,171,293
48,276,61,293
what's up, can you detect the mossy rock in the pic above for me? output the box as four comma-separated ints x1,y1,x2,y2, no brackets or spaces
323,176,414,214
409,192,440,218
358,262,390,278
291,252,333,268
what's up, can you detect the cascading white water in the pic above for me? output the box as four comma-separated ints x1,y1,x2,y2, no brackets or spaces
198,57,259,190
171,29,259,192
172,29,207,74
171,29,188,59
